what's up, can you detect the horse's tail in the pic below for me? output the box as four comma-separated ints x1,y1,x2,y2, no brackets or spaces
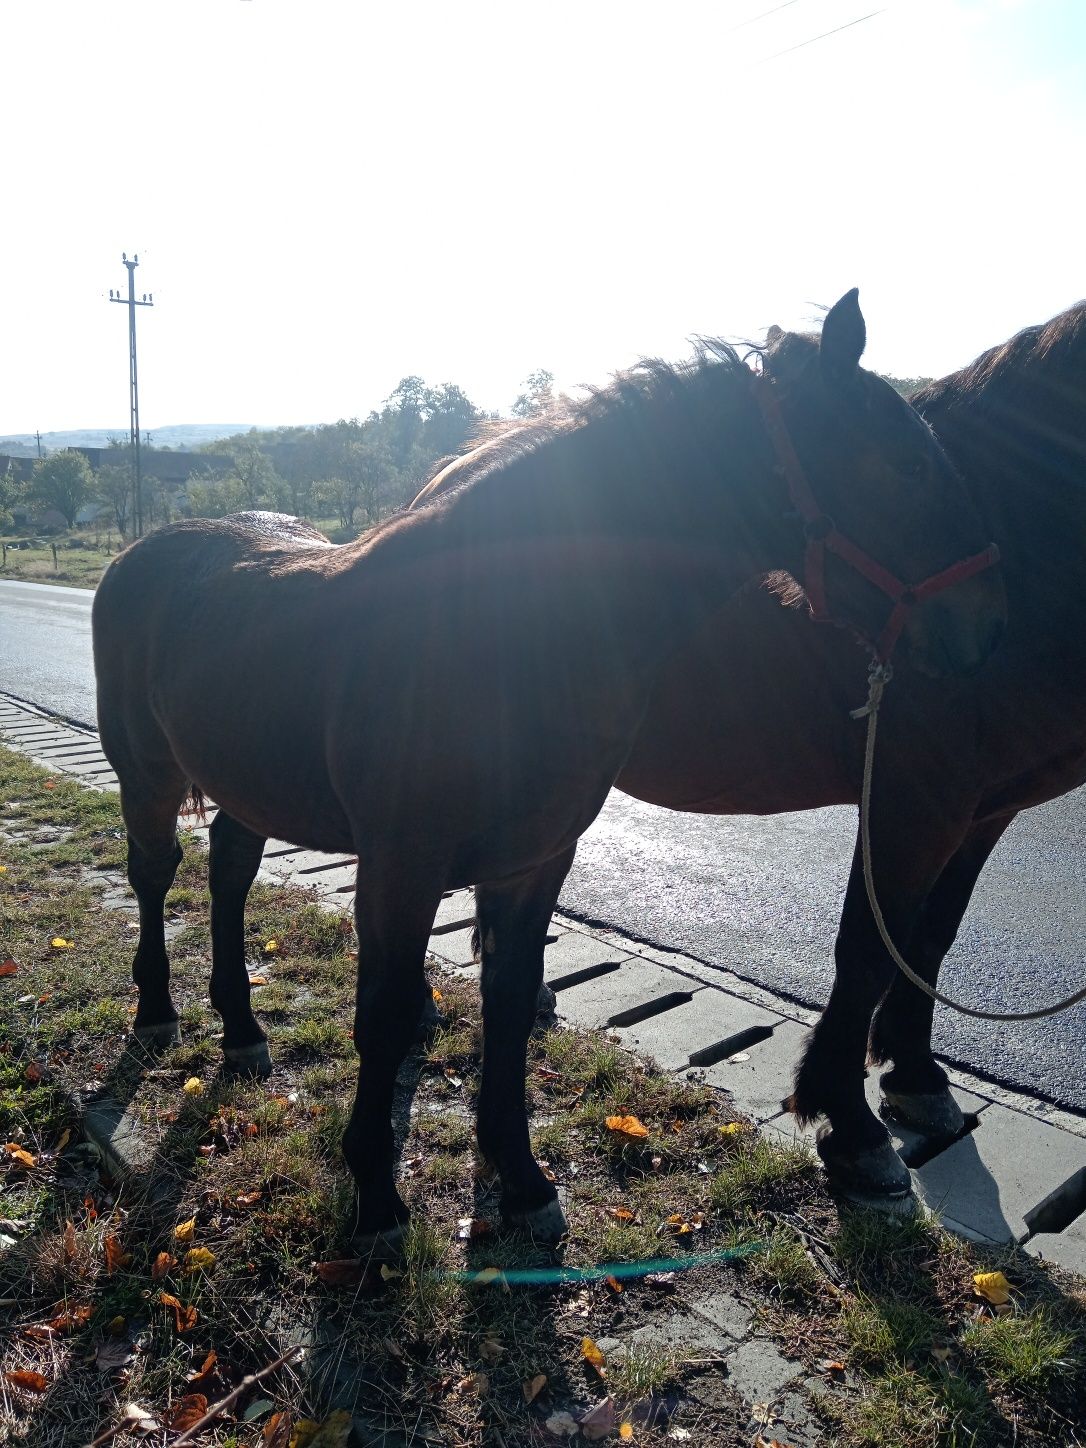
181,783,208,824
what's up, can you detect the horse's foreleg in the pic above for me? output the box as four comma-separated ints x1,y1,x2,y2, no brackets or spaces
869,815,1012,1135
207,811,270,1076
475,847,576,1246
345,866,444,1260
789,803,966,1201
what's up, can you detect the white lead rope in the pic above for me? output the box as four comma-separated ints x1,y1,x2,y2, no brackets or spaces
854,662,1086,1022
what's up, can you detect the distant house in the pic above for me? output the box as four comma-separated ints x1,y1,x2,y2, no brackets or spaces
72,447,234,487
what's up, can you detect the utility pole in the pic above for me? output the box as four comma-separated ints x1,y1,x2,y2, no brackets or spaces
108,253,153,537
34,430,42,458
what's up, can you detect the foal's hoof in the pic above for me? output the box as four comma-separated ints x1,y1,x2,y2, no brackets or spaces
133,1021,182,1050
350,1222,408,1264
818,1133,914,1202
881,1087,965,1139
222,1041,273,1078
506,1197,568,1247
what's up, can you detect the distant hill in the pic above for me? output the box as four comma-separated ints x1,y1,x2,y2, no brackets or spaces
0,424,258,457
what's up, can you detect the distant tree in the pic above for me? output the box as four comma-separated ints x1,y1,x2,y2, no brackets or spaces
512,369,556,417
185,469,249,519
0,460,25,526
28,450,94,527
224,442,281,510
421,382,480,458
879,373,936,398
95,463,133,538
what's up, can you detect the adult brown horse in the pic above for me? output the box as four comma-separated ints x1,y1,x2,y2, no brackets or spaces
93,292,1004,1255
540,301,1085,1204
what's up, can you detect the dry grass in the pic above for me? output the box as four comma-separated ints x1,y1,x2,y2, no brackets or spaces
1,743,1085,1447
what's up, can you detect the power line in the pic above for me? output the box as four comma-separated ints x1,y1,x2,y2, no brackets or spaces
725,0,805,34
761,8,884,62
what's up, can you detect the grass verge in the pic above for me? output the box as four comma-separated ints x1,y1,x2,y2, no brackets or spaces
1,742,1084,1446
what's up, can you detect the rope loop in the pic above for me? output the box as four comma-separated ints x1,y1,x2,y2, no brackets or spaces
857,669,1086,1021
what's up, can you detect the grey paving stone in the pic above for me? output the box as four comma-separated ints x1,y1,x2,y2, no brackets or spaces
433,889,474,931
724,1337,801,1403
556,956,699,1033
915,1102,1086,1242
1026,1216,1086,1276
429,925,478,968
544,928,636,986
699,1017,811,1123
688,1290,752,1340
41,755,111,777
614,988,781,1073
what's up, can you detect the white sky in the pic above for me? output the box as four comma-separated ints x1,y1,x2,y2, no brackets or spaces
3,0,1083,434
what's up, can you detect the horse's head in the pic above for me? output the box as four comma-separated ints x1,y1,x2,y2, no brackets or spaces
763,290,1006,677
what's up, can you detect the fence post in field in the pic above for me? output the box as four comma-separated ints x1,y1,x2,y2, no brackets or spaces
52,542,58,570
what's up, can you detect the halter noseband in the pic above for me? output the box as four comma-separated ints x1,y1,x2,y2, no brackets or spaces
752,375,1000,663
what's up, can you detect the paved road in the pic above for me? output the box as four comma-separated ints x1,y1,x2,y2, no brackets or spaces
3,577,1085,1110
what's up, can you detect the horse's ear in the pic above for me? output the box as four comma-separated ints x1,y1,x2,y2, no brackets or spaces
820,288,866,382
765,324,784,345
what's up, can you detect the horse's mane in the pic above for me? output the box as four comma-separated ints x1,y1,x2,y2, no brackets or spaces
913,302,1086,422
417,336,791,504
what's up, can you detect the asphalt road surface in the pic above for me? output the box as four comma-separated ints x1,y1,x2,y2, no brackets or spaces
3,577,1085,1111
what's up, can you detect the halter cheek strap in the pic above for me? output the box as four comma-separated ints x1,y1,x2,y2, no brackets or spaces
752,375,1000,663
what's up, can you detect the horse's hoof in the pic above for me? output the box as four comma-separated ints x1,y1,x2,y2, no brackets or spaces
881,1087,965,1139
818,1133,913,1200
223,1041,273,1078
350,1222,408,1264
133,1021,182,1050
506,1197,568,1246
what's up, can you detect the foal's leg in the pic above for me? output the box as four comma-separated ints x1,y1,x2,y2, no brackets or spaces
207,811,272,1076
475,848,576,1244
122,781,188,1049
344,867,445,1258
868,815,1012,1135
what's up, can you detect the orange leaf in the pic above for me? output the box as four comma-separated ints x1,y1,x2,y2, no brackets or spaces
581,1337,607,1373
167,1393,208,1431
620,1425,634,1441
248,975,270,986
4,1143,36,1170
604,1115,649,1142
0,958,18,977
187,1350,219,1391
62,1220,77,1261
158,1291,198,1333
151,1250,175,1280
49,1304,92,1335
43,779,56,789
104,1234,131,1274
316,1258,366,1287
24,1061,43,1084
522,1372,547,1404
605,1275,623,1293
263,1411,293,1448
4,1369,49,1393
607,1207,636,1223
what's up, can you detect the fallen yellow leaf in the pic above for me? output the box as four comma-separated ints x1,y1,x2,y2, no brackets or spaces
717,1121,748,1137
581,1336,606,1373
182,1077,204,1096
3,1142,36,1169
605,1115,649,1142
248,975,270,986
50,937,74,950
973,1271,1012,1306
620,1425,634,1441
174,1217,197,1243
184,1246,217,1273
263,940,279,954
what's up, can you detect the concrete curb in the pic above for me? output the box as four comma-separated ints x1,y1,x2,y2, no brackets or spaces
4,691,1086,1277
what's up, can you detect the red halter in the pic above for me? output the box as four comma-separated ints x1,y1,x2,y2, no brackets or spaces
752,375,1000,663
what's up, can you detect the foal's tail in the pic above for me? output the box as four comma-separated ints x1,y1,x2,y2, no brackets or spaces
180,783,208,824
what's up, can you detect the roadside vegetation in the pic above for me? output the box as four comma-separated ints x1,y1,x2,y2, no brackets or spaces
1,743,1084,1446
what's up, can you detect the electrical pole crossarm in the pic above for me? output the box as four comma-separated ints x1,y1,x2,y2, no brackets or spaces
105,253,155,538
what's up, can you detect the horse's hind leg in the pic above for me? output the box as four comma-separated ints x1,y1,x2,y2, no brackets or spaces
869,816,1012,1137
121,779,188,1049
208,811,271,1077
344,864,445,1259
475,848,576,1245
